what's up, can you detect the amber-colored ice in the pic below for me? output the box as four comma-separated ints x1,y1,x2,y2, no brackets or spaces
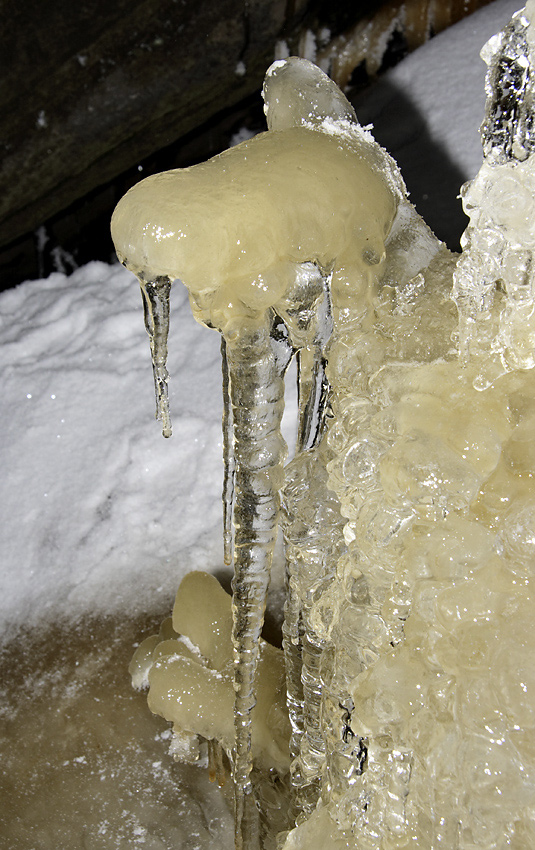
111,125,398,328
130,572,291,775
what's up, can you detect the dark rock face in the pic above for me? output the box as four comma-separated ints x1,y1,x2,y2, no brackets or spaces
0,0,303,248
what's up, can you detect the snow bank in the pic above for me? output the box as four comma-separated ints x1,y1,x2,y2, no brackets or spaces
0,262,224,639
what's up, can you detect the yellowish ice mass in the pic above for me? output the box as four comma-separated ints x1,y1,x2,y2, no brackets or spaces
112,10,535,849
111,125,400,328
130,572,290,776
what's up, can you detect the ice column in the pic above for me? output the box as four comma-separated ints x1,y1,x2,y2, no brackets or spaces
138,276,173,437
111,75,403,849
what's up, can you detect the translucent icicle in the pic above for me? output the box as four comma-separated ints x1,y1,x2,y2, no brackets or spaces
275,265,334,813
300,631,327,776
221,338,235,566
139,277,173,438
282,450,346,818
224,313,287,850
276,265,333,454
296,345,330,453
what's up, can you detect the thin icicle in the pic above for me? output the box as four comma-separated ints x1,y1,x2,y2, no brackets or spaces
221,337,235,566
139,276,173,438
276,265,333,454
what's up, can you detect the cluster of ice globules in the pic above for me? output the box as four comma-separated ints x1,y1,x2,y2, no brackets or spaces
278,9,535,848
453,3,535,381
288,257,535,847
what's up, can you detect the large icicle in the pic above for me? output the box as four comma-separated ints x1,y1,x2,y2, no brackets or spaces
221,338,235,567
224,313,287,848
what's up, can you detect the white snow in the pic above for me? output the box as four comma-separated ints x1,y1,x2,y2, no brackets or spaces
0,262,225,640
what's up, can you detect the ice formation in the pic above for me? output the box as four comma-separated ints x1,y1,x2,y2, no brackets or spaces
112,9,535,848
454,0,535,381
130,572,290,776
112,56,407,849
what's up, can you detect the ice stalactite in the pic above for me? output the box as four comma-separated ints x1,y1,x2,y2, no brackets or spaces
139,275,173,437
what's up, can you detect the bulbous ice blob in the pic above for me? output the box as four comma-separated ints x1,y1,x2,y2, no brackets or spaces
111,125,399,330
171,570,233,672
262,57,358,132
130,572,291,775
